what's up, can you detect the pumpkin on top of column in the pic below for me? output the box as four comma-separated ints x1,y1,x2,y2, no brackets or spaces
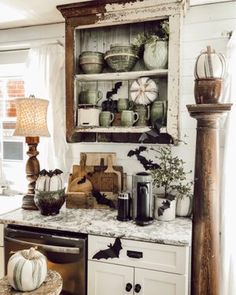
194,46,226,104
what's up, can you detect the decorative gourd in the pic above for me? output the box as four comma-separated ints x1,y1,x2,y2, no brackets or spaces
35,169,64,191
130,77,158,105
7,247,47,292
194,46,226,79
176,195,193,217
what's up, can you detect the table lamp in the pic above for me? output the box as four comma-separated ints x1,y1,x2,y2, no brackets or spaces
14,96,50,210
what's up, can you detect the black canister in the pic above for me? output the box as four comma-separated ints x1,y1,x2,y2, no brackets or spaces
117,192,131,221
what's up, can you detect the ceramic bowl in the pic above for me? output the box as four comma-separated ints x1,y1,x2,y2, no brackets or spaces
79,51,104,74
34,188,65,216
104,44,138,72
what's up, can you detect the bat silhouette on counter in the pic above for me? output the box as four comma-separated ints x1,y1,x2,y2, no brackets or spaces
91,189,116,209
92,238,122,260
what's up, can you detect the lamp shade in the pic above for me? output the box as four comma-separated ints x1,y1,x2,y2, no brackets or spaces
13,97,50,137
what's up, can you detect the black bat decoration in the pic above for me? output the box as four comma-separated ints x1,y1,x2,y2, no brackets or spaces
77,176,86,185
91,189,116,209
158,194,175,216
158,200,171,216
106,82,122,99
92,238,122,260
127,146,160,171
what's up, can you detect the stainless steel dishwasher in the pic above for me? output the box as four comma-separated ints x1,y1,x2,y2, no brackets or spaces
4,224,87,295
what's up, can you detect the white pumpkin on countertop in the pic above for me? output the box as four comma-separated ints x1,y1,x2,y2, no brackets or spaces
7,247,47,291
35,169,64,191
194,45,226,79
176,195,193,217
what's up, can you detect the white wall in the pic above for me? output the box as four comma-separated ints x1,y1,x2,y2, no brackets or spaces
0,1,235,191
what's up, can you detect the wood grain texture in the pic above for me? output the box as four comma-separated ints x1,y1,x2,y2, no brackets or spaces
22,136,40,210
187,103,232,295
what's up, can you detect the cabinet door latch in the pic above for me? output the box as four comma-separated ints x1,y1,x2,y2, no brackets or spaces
127,250,143,259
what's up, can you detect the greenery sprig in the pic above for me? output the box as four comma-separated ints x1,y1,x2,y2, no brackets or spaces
150,146,193,199
131,20,169,56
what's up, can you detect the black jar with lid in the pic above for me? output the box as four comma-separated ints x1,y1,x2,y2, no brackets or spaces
117,192,131,222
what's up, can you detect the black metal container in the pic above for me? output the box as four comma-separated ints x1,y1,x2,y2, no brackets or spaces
117,192,131,221
132,172,153,226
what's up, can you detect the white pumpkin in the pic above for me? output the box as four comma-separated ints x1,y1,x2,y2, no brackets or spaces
176,195,193,217
194,46,226,79
7,247,47,292
130,77,158,105
36,169,64,192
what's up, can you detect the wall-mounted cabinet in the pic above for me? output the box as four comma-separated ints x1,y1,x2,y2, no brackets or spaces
57,0,188,143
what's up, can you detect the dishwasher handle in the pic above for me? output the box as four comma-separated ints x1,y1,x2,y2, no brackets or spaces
5,236,81,255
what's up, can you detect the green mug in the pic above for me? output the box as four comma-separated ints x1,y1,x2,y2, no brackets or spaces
133,104,150,126
151,101,167,126
117,98,134,112
99,111,115,127
121,110,139,127
79,90,103,105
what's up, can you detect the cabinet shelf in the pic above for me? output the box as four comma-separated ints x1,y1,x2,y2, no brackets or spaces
57,0,186,143
74,126,166,134
75,69,168,82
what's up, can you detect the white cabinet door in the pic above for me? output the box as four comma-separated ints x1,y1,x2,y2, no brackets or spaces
88,261,134,295
135,268,188,295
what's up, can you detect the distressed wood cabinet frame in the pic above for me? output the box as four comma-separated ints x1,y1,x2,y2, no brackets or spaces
57,0,189,143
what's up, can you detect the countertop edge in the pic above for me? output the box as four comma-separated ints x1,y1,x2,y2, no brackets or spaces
0,208,192,247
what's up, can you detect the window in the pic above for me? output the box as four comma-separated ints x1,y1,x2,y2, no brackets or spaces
0,50,28,193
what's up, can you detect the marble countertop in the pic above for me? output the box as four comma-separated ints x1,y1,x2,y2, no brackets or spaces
0,206,192,246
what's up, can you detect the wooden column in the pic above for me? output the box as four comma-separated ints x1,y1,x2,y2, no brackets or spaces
22,136,40,210
187,104,231,295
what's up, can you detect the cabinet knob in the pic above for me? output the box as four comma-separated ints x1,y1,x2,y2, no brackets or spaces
126,283,133,292
134,284,142,293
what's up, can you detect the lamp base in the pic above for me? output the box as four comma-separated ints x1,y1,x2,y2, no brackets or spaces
22,194,38,210
23,136,40,210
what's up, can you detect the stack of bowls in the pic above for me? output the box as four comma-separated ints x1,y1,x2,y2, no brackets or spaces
79,51,104,74
104,44,139,72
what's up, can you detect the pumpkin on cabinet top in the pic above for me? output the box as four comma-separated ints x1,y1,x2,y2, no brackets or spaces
194,45,226,79
7,247,47,292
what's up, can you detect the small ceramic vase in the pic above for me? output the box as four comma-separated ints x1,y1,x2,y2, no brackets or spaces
154,195,176,221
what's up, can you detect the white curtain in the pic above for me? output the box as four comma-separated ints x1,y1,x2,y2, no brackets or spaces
25,44,69,173
220,31,236,295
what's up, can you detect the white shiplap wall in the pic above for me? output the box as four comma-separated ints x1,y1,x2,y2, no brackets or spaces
0,1,235,190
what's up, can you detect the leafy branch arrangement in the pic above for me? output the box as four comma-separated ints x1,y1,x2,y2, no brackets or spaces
150,146,193,199
128,145,193,216
131,20,169,56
